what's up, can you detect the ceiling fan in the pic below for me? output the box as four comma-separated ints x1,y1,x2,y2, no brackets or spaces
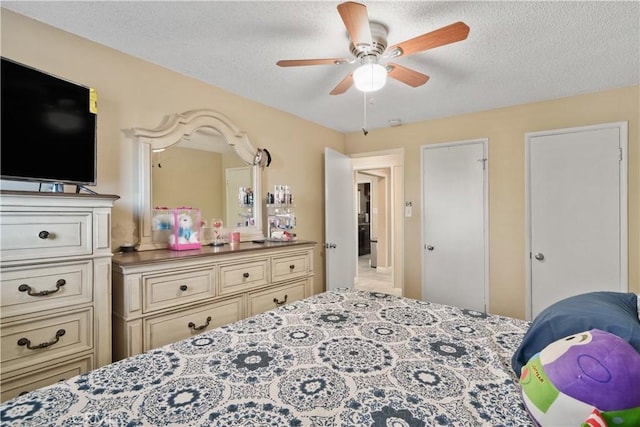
276,1,470,95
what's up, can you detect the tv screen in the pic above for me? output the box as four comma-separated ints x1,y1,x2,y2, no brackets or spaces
1,57,97,187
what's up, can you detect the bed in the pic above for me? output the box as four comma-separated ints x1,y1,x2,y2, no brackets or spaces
1,288,534,426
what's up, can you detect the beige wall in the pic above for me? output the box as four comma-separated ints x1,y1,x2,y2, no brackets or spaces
1,9,346,294
346,86,639,319
2,10,638,320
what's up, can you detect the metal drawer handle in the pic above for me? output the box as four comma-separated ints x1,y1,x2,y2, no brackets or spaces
188,316,212,331
273,294,288,306
243,272,250,278
179,285,188,291
18,279,66,297
18,329,66,350
289,264,295,270
38,230,50,239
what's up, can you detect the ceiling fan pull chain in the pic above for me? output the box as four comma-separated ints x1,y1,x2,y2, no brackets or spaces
362,92,368,136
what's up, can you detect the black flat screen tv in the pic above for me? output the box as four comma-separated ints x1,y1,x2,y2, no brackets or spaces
1,57,97,187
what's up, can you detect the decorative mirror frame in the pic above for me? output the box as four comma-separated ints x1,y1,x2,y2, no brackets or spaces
124,109,264,251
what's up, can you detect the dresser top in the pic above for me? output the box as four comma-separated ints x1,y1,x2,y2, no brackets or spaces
0,190,120,206
112,240,316,267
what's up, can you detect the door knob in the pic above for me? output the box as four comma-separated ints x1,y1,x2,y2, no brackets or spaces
534,253,545,261
324,243,337,249
426,245,434,251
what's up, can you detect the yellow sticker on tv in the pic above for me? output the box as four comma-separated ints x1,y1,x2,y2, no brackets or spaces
89,88,98,114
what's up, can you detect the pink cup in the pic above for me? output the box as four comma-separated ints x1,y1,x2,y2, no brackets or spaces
229,231,240,244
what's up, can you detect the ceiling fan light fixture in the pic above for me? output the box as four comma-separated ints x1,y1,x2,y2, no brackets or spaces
353,63,387,92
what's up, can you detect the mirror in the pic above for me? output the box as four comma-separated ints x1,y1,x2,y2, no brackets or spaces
125,109,264,251
152,128,253,229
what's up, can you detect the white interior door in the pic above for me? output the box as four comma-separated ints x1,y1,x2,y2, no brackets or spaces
324,148,357,290
422,140,488,312
527,122,627,319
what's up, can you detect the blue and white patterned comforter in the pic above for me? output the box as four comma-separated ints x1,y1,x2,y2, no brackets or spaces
1,289,533,426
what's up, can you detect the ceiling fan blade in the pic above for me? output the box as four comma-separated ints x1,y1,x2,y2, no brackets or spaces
337,1,372,48
277,58,350,67
387,63,430,87
330,73,354,95
387,21,470,58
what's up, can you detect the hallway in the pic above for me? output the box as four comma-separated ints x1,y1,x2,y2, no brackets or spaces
354,254,399,295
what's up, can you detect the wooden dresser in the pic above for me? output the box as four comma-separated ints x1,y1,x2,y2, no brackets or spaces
111,240,316,360
0,190,118,401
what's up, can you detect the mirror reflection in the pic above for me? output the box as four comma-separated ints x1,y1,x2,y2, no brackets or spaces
152,128,254,232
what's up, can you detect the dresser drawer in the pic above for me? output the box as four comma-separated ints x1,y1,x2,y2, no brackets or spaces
271,252,309,283
143,267,216,313
1,261,93,319
219,258,269,294
143,296,243,351
0,212,92,262
1,308,93,373
247,280,307,316
1,355,92,402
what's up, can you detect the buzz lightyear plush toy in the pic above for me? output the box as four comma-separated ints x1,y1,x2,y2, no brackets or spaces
519,329,640,426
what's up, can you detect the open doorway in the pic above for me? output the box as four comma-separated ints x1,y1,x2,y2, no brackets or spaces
323,148,403,295
355,171,394,293
357,181,371,259
351,149,404,296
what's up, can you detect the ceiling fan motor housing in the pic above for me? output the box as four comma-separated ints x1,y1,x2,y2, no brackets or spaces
349,22,388,59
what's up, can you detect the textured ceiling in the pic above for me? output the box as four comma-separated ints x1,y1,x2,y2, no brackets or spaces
3,1,639,133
